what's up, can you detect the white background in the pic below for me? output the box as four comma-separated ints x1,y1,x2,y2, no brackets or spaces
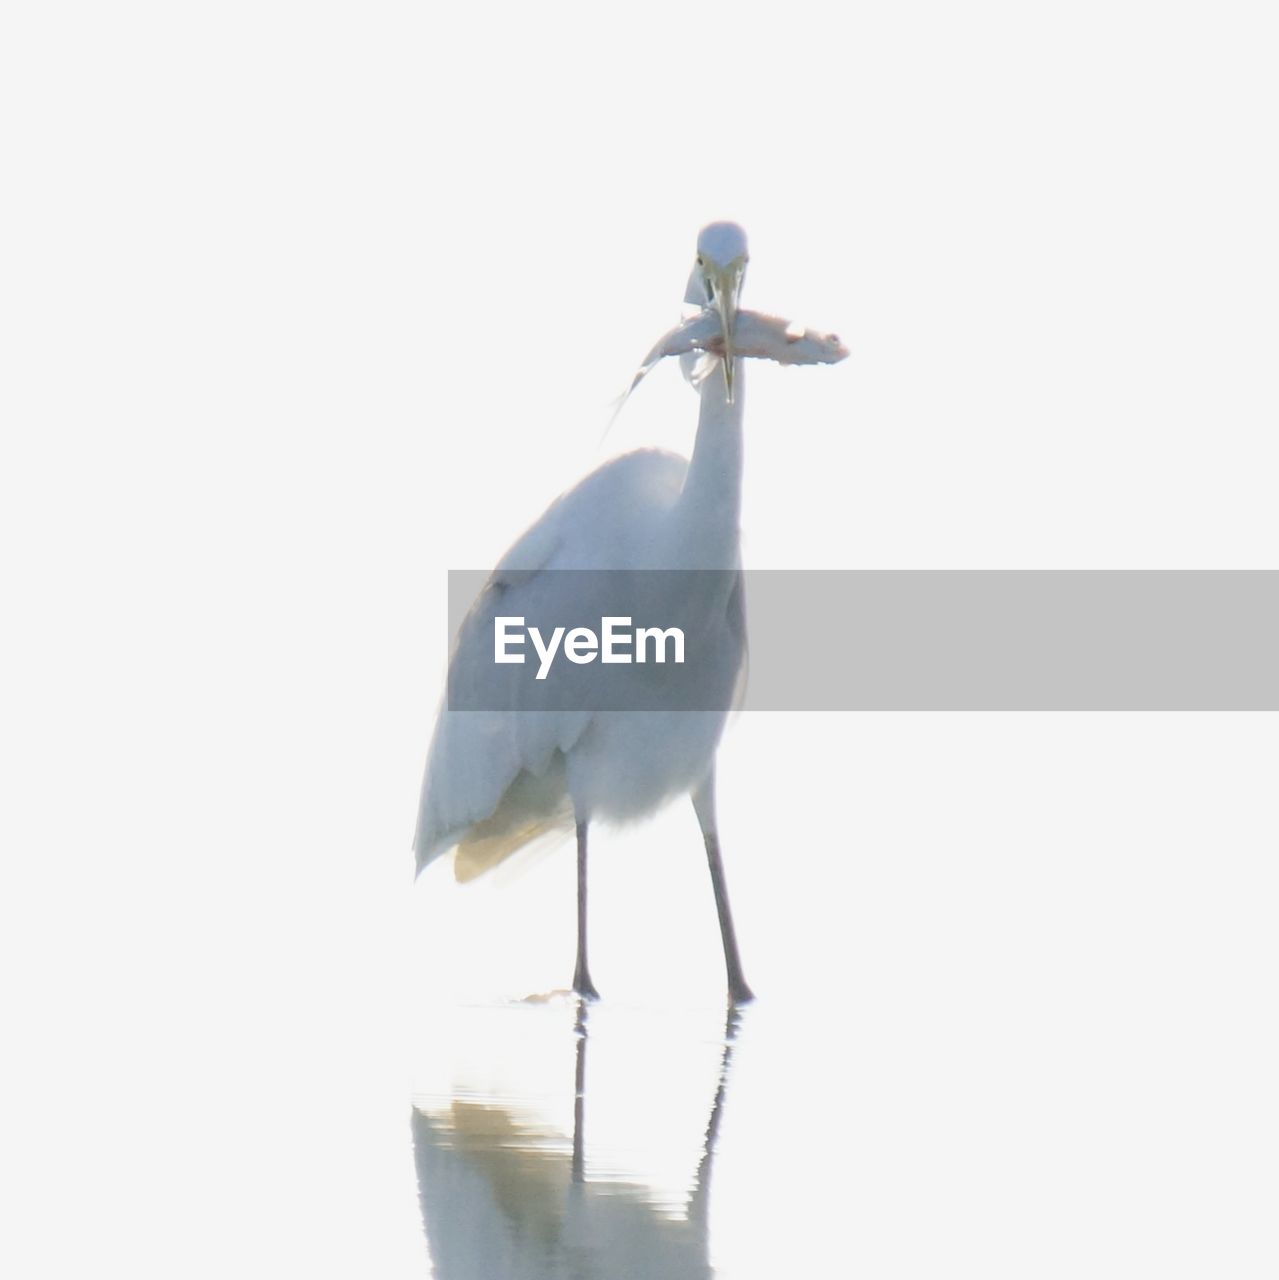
2,2,1276,1277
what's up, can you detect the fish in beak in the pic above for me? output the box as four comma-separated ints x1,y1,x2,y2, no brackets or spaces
706,258,746,402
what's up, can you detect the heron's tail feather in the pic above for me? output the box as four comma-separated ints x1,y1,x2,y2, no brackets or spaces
454,815,565,883
446,762,574,882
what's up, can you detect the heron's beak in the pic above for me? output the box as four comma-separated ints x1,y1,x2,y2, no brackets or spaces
708,260,745,403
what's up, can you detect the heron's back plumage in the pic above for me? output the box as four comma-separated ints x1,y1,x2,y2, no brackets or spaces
414,449,698,879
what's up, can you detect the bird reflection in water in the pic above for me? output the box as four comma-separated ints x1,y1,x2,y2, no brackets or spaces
412,1002,746,1279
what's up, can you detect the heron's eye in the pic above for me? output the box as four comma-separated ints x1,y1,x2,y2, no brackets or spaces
696,255,704,267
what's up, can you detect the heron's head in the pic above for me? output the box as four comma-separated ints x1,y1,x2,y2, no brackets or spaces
692,221,749,401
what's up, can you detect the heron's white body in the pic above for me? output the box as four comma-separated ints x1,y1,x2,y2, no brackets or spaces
415,368,747,880
414,221,839,1000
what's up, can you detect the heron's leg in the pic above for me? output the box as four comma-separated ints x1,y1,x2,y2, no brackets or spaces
572,820,600,1000
692,774,754,1005
571,998,590,1182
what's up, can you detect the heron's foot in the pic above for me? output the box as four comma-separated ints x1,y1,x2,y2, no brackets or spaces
727,978,755,1006
518,988,579,1005
572,968,601,1001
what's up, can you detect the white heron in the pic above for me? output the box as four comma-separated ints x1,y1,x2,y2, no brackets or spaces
414,222,761,1003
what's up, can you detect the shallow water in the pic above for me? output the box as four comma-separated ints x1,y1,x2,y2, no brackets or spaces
15,719,1269,1278
411,1001,739,1279
406,717,1279,1279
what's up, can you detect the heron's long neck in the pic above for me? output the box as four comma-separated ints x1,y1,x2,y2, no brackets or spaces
672,365,744,568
